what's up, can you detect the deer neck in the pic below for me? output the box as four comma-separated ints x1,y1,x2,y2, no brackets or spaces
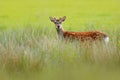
56,27,64,39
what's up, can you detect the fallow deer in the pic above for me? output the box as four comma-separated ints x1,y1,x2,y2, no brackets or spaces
49,16,109,44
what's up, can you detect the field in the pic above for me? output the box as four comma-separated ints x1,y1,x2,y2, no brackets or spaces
0,0,120,80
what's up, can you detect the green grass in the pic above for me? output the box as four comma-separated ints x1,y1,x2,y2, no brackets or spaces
0,0,120,28
0,27,120,80
0,0,120,80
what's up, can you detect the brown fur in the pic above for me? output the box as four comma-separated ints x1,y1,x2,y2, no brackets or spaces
63,31,107,42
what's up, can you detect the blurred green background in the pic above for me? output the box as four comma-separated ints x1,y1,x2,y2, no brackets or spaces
0,0,120,80
0,0,120,29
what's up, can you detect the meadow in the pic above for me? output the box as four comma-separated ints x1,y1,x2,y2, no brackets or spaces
0,0,120,80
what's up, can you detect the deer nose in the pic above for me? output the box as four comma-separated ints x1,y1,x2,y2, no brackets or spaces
57,25,60,29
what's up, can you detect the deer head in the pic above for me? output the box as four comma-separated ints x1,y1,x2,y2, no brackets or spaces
49,16,66,39
49,16,66,30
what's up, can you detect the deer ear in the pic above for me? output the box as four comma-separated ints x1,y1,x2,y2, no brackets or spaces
49,17,55,22
61,16,66,22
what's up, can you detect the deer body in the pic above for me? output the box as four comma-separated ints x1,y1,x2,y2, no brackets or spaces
49,16,109,43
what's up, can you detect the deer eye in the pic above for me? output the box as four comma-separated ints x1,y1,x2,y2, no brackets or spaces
55,22,60,24
54,21,57,24
54,22,57,24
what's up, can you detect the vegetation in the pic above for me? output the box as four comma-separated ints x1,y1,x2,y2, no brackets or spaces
0,0,120,80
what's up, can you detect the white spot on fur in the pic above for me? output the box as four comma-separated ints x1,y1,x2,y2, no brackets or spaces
104,37,109,44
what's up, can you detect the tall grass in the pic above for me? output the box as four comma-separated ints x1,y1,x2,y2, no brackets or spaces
0,25,120,80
